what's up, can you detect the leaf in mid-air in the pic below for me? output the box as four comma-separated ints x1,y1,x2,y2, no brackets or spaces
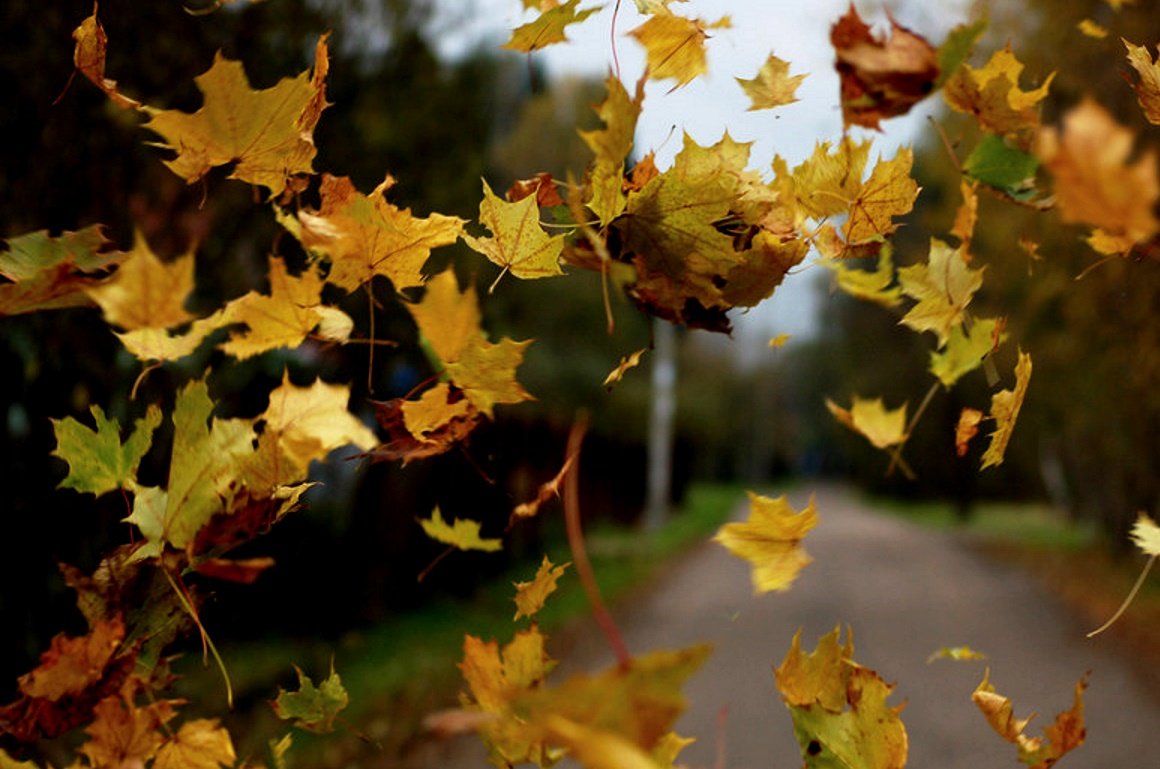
1124,40,1160,125
844,147,920,246
980,350,1032,469
826,396,907,450
629,10,730,89
513,556,570,621
272,666,349,734
418,508,502,552
153,719,235,769
972,669,1087,769
0,226,122,315
1132,513,1160,556
714,492,817,593
898,238,985,348
934,19,987,88
52,405,162,497
955,407,984,457
963,134,1041,201
830,4,939,130
445,337,535,418
79,694,176,769
943,46,1054,141
927,646,986,663
406,268,481,365
775,627,908,769
71,5,140,109
87,235,195,331
580,75,645,225
503,0,603,53
819,246,903,309
18,618,125,701
1036,99,1159,252
510,454,575,523
782,136,871,220
737,54,806,111
463,180,565,283
603,349,646,388
929,318,1004,388
143,38,330,195
287,174,465,293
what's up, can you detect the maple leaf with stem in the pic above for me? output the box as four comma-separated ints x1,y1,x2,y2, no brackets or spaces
629,9,731,90
736,54,806,111
714,492,817,593
504,0,603,53
463,180,565,288
972,669,1087,769
284,174,465,294
980,350,1032,469
143,37,330,196
52,405,162,497
826,396,908,450
898,238,985,348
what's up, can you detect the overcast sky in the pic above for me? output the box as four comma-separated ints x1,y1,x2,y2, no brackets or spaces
432,0,971,358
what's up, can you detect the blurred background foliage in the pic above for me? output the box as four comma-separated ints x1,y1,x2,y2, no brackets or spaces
1,0,1157,709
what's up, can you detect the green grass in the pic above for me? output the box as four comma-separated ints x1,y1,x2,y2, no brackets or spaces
176,482,744,765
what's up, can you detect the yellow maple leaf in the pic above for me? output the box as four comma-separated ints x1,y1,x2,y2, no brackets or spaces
972,669,1086,769
826,396,907,450
445,337,535,418
153,719,235,769
538,716,658,769
898,239,985,348
400,382,475,442
71,5,140,109
80,696,176,769
845,147,920,246
603,348,646,387
1132,513,1160,556
115,311,229,364
629,10,730,89
980,350,1032,469
513,556,570,621
287,174,465,293
87,233,194,331
1124,40,1160,124
819,245,903,309
930,318,1004,388
503,0,602,53
464,180,565,286
419,508,502,552
737,54,806,111
261,371,377,477
927,645,987,663
713,492,817,593
1077,19,1108,39
219,256,350,360
783,137,872,220
580,75,645,225
1036,98,1159,249
144,38,329,195
406,268,481,365
943,45,1054,140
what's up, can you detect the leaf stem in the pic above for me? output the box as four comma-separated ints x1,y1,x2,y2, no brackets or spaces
1087,555,1156,638
886,380,940,478
164,568,234,709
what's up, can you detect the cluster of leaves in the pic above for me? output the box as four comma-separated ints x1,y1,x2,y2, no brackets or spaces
2,1,1158,769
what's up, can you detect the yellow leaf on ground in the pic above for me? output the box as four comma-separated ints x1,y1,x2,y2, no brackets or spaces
514,556,570,621
972,669,1087,769
1124,40,1160,124
629,10,730,89
144,39,329,195
737,54,806,111
714,492,817,593
419,508,502,552
980,351,1032,469
826,396,907,450
153,719,235,769
464,180,565,284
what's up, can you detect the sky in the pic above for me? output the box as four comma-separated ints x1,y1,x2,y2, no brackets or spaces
431,0,972,360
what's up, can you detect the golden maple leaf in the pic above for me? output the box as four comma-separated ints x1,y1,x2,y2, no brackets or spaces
844,147,920,246
419,508,502,552
287,174,465,293
819,246,903,308
782,137,872,221
445,337,535,418
1132,513,1160,556
713,492,817,593
736,54,806,111
463,180,565,286
406,268,481,365
1124,39,1160,124
580,75,645,226
144,38,330,196
513,556,570,621
399,383,476,447
943,46,1054,141
79,695,176,769
826,396,908,450
503,0,602,53
929,318,1004,388
87,234,194,331
972,669,1087,769
153,719,235,769
629,10,730,89
898,238,985,348
980,350,1032,469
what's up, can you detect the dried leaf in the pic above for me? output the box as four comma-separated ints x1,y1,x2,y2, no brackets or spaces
955,408,984,457
943,45,1054,141
1124,40,1160,124
737,54,806,111
464,180,565,283
513,556,570,621
603,349,646,387
980,350,1032,469
972,670,1087,769
153,719,235,769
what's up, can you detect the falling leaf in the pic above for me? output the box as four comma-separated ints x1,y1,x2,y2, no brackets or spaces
115,312,230,364
464,180,565,284
768,333,791,348
972,669,1087,769
943,46,1054,141
52,405,162,497
980,350,1032,469
71,4,140,109
927,646,986,663
18,618,125,702
935,19,987,88
845,147,920,246
1036,98,1159,249
929,318,1004,388
1077,19,1108,39
898,238,985,348
775,627,908,769
79,694,176,769
537,716,658,769
629,10,731,89
1132,513,1160,556
285,174,465,293
830,4,939,130
737,54,806,111
951,180,978,249
714,492,817,593
153,719,236,769
1124,40,1160,124
784,136,871,220
143,38,330,195
272,666,349,734
504,0,603,52
603,349,646,387
445,337,535,418
368,391,482,465
418,508,503,552
962,134,1041,202
819,245,903,308
511,454,576,522
513,556,570,621
955,408,984,457
87,235,195,331
581,75,645,225
401,383,476,443
407,269,482,365
826,396,907,450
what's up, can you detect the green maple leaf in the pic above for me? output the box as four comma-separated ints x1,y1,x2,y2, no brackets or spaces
273,665,350,733
52,405,162,497
503,0,603,53
463,180,565,284
963,134,1040,201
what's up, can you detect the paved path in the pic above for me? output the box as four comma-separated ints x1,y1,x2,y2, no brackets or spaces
416,484,1160,769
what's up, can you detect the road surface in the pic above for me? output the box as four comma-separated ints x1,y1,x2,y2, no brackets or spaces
413,484,1160,769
